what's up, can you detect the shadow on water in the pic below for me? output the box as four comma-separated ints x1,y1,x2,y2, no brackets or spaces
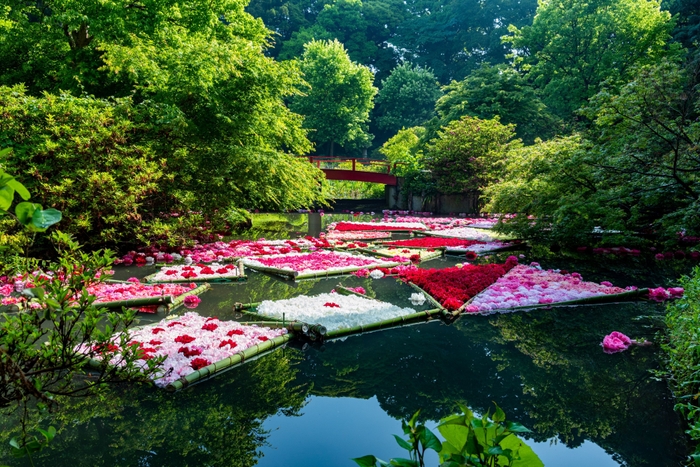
0,212,692,466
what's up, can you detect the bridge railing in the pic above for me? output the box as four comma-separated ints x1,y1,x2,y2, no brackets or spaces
303,156,402,174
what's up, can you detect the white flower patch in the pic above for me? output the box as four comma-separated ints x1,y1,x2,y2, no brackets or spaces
369,269,385,279
409,293,426,306
425,228,498,242
256,293,417,331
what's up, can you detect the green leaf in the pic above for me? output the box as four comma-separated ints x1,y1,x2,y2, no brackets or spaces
438,422,471,453
15,201,40,225
487,446,505,456
0,185,13,211
352,455,380,467
500,434,544,467
27,287,45,300
505,422,532,433
6,179,30,200
46,298,61,309
389,458,419,467
31,208,62,230
419,427,442,452
408,410,421,428
393,435,413,451
8,438,19,449
691,453,700,467
492,403,506,423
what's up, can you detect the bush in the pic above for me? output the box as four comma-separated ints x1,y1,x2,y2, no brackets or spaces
663,266,700,462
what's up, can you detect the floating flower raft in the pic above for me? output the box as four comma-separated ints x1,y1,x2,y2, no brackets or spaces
144,263,246,283
89,281,210,313
462,264,649,314
241,250,409,280
323,230,392,241
329,221,427,232
358,247,444,263
399,258,520,311
419,227,500,242
81,312,290,390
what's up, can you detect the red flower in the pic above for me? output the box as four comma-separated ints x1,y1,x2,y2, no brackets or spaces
323,302,341,308
165,270,177,276
174,335,196,344
200,267,215,274
151,327,165,334
410,254,421,263
465,251,478,260
149,340,163,346
167,321,184,327
178,346,202,357
219,339,238,349
190,358,211,371
216,268,228,274
258,336,269,342
227,329,245,336
202,323,218,331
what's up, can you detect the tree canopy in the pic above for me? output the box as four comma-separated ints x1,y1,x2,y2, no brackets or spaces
289,39,377,156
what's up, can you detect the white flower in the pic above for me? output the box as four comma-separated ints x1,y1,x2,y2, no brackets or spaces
184,256,193,265
369,269,385,279
409,293,426,306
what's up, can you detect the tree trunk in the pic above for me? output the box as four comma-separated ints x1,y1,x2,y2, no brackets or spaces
329,140,335,157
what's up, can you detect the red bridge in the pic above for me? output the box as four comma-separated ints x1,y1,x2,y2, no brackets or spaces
304,156,400,185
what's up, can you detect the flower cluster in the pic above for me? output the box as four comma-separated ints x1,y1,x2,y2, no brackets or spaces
371,247,440,262
654,250,700,261
87,281,198,303
78,312,286,387
601,331,632,354
385,238,484,249
241,250,403,275
424,228,499,242
466,264,634,312
648,287,684,302
256,293,416,331
323,231,391,241
399,258,518,310
328,221,427,232
149,262,243,282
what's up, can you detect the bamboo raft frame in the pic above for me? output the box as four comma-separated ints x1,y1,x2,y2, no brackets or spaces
324,308,444,340
413,230,502,242
143,263,247,283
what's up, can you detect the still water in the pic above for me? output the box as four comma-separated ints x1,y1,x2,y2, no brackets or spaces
0,213,690,466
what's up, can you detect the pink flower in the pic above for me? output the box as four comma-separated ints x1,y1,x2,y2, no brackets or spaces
654,253,665,260
127,277,140,283
668,287,684,298
183,295,201,309
602,331,632,354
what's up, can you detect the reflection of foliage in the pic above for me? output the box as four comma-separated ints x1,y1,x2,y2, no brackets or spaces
297,300,685,466
0,349,309,466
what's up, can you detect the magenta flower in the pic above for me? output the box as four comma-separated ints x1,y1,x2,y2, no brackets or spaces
602,331,632,354
184,295,202,309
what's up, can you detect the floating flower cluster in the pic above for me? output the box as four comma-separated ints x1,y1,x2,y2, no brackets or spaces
370,247,439,262
461,241,519,254
328,221,427,232
256,293,416,331
149,263,243,282
399,258,518,310
601,331,632,354
424,228,499,242
241,250,404,275
323,231,391,241
466,264,634,313
78,312,286,388
119,237,332,265
648,287,684,302
88,281,199,312
385,237,484,249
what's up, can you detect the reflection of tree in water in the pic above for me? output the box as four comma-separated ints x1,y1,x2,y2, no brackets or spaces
296,303,686,466
0,349,309,467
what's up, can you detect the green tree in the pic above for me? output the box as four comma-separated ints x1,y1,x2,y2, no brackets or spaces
290,39,377,156
0,0,326,244
425,116,520,196
436,64,559,144
505,0,678,119
375,64,442,134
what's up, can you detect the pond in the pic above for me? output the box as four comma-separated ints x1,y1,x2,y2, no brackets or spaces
0,212,692,466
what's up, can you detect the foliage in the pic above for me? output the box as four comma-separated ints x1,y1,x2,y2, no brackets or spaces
352,404,543,467
663,266,700,464
325,180,385,199
379,128,436,201
435,64,558,144
505,0,678,119
0,232,160,411
375,64,442,134
664,0,700,50
0,0,326,246
290,39,378,155
425,116,520,196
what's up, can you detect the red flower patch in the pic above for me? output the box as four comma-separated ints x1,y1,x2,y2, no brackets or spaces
201,323,218,331
149,340,163,346
167,321,184,328
219,339,238,349
227,329,245,336
151,327,166,334
258,336,269,342
190,358,210,370
178,346,202,357
174,335,196,344
323,302,341,308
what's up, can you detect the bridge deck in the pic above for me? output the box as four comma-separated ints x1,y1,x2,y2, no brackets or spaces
303,157,399,185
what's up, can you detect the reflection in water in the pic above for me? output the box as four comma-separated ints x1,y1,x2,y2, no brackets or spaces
0,213,690,466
